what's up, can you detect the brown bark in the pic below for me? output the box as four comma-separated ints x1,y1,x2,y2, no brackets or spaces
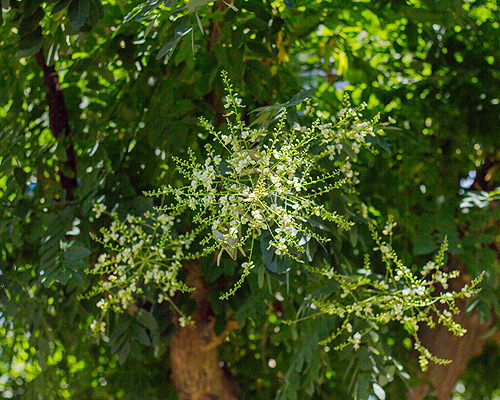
35,50,77,201
408,153,500,400
408,257,495,400
169,261,240,400
170,5,242,397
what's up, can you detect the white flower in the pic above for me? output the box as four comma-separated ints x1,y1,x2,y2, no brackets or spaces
394,269,403,281
242,261,255,270
179,316,192,327
422,261,436,275
93,203,107,219
96,299,108,310
352,332,362,350
291,176,302,192
90,319,106,335
382,221,397,235
380,245,392,259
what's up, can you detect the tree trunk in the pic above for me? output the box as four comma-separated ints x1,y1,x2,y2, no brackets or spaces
409,158,500,400
170,5,242,397
408,257,494,400
169,261,240,400
35,50,77,201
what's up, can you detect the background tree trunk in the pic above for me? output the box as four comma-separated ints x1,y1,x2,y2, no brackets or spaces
408,257,495,400
35,50,77,201
169,261,240,400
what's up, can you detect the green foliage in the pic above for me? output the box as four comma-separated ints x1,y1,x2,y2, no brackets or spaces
151,75,377,278
86,76,481,400
83,205,194,328
1,1,499,399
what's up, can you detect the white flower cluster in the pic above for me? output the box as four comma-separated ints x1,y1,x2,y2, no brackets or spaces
310,227,483,371
90,319,106,337
352,332,362,350
178,315,193,328
220,261,255,300
93,203,107,219
84,206,194,321
87,75,383,330
306,96,382,185
382,220,397,236
157,76,382,274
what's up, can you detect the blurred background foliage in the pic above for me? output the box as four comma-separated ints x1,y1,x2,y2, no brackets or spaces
0,0,499,399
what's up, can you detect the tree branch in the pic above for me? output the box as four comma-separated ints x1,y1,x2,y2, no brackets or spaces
35,50,77,201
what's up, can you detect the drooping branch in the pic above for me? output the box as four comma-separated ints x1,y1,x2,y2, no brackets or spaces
408,150,500,399
408,256,495,400
35,50,77,201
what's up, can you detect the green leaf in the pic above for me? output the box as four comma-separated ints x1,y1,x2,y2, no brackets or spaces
18,7,44,37
356,373,371,400
252,88,315,119
134,325,152,346
68,0,90,30
51,0,72,15
145,17,157,38
110,321,131,344
124,0,169,23
406,20,418,51
357,347,372,371
413,234,437,255
14,167,27,188
63,258,87,270
260,233,291,274
118,340,130,364
17,27,44,58
57,268,72,285
156,24,192,60
222,1,238,11
186,0,213,13
383,365,396,379
22,0,42,16
247,40,272,57
284,89,315,107
64,244,91,259
305,236,317,262
88,0,104,22
245,18,269,32
307,218,331,232
135,309,159,332
378,375,389,387
236,291,267,326
284,0,295,8
368,135,391,153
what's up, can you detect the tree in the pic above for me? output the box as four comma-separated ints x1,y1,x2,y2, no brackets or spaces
1,1,499,399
